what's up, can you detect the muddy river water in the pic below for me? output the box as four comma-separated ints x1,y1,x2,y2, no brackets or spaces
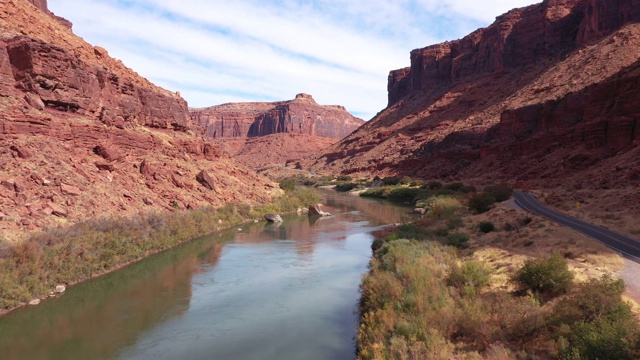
0,190,410,360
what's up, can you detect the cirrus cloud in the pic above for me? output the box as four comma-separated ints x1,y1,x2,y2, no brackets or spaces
49,0,540,120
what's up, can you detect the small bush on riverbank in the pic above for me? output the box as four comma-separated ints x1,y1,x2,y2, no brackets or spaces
513,253,574,299
0,188,319,310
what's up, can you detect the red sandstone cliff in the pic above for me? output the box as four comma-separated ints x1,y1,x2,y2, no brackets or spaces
190,93,365,168
306,0,640,190
0,0,278,242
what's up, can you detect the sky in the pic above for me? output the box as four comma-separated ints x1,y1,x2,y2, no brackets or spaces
49,0,540,120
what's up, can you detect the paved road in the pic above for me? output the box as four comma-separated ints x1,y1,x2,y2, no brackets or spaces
513,191,640,262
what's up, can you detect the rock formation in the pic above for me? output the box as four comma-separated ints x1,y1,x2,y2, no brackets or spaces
0,0,279,242
306,0,640,190
191,94,364,168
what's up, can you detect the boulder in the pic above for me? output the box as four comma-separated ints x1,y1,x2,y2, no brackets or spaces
60,183,81,196
54,285,66,293
95,162,115,171
93,144,120,162
143,197,154,205
308,204,331,217
49,203,68,217
24,92,45,111
10,145,33,159
264,214,283,222
196,170,215,190
139,160,153,177
413,208,427,215
28,299,41,306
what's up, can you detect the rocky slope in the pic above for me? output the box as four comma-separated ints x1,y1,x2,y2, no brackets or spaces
305,0,640,190
0,0,279,243
190,93,364,168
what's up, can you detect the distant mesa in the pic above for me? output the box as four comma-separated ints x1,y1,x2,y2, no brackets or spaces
190,94,364,139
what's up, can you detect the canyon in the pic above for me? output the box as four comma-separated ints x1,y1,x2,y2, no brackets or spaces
304,0,640,192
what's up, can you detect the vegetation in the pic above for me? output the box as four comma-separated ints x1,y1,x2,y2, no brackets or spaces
512,252,574,299
357,195,640,359
0,188,319,310
478,221,495,233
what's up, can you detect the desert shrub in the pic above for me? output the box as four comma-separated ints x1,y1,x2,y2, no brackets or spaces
278,178,296,192
335,182,358,192
445,233,469,248
422,181,443,190
382,176,402,186
521,217,533,226
393,224,431,241
513,253,573,298
444,182,464,191
484,183,513,202
337,175,352,181
421,196,462,219
360,186,395,199
468,192,496,213
447,260,492,291
554,275,640,360
478,221,495,233
387,187,429,204
459,185,476,194
399,176,413,185
446,217,463,230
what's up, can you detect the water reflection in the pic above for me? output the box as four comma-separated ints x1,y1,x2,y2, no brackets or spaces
0,190,411,360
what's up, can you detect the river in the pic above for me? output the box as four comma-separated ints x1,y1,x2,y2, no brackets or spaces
0,190,410,360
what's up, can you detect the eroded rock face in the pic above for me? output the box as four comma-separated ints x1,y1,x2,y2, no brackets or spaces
190,93,364,139
3,36,190,130
307,0,640,190
0,0,280,242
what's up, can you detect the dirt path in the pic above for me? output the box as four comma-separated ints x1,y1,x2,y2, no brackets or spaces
620,259,640,306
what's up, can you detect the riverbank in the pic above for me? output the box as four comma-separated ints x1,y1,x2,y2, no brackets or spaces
0,188,319,315
356,190,640,359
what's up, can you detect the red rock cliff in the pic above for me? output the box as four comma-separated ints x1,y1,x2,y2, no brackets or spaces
0,0,278,241
190,93,364,139
307,0,640,190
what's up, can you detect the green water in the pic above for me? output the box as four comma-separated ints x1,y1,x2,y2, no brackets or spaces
0,190,411,360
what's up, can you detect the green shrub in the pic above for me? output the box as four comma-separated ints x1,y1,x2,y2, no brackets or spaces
337,175,352,181
468,192,496,213
445,233,469,248
335,182,358,192
422,181,442,190
478,221,495,233
398,176,413,185
554,275,640,360
513,253,574,298
444,182,464,191
447,260,492,290
381,176,402,186
278,178,296,192
459,185,476,194
484,183,513,202
387,187,429,204
360,186,395,199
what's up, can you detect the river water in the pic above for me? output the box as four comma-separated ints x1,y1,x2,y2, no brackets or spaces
0,190,410,360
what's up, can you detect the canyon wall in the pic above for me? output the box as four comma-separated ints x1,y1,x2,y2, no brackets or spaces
308,0,640,189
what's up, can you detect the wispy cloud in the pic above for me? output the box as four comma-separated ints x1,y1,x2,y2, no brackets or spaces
49,0,540,120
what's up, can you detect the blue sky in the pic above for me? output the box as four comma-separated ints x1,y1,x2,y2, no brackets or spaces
49,0,540,120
